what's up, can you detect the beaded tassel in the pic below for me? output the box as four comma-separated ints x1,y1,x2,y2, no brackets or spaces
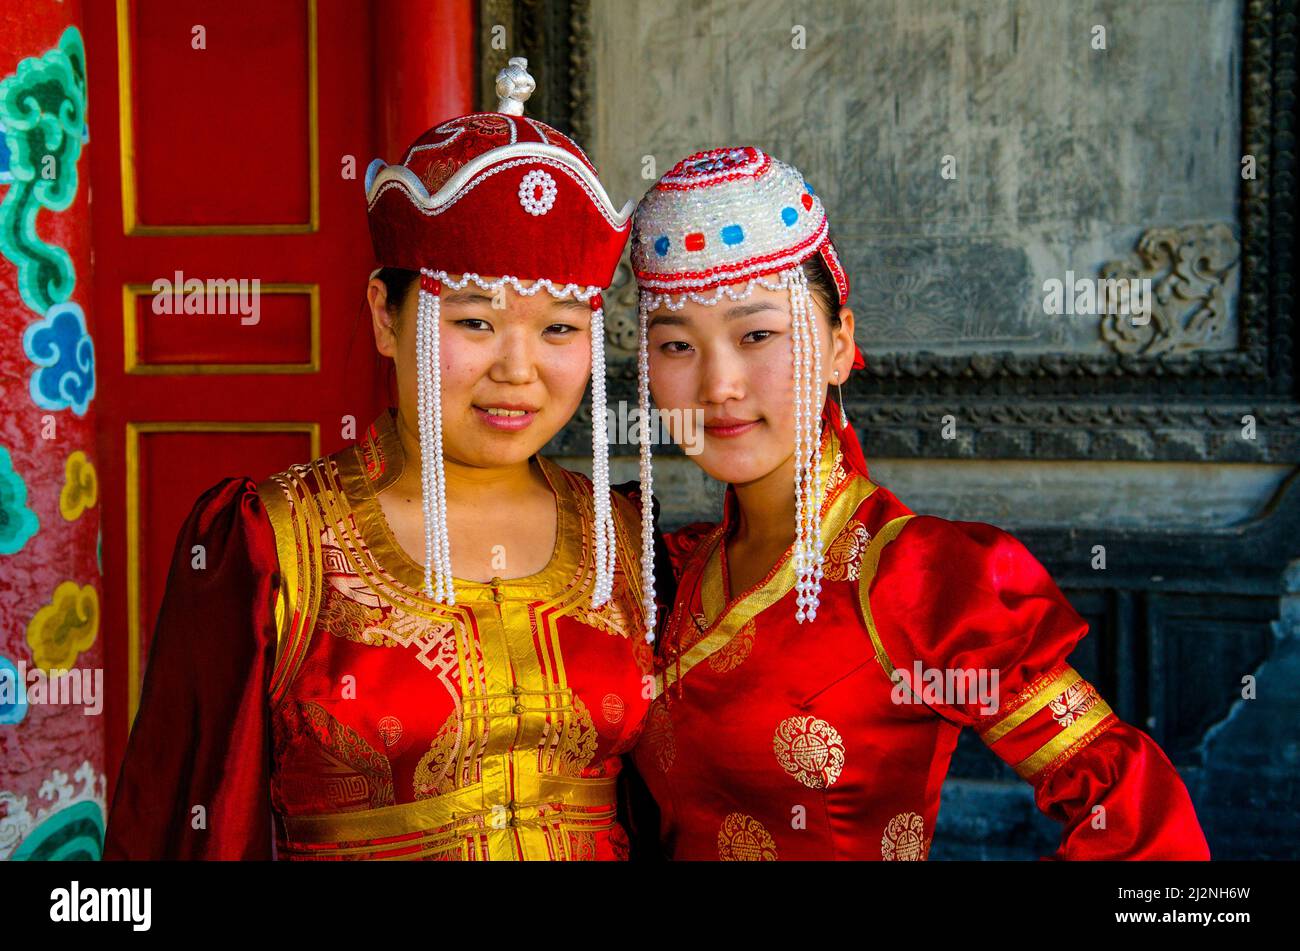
588,294,617,609
786,267,825,624
791,267,807,618
795,269,826,622
416,269,454,604
636,298,658,641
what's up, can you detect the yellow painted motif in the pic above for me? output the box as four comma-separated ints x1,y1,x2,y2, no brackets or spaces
59,450,97,521
27,581,99,671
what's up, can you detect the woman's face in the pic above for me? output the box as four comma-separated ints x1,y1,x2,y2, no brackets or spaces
645,280,856,486
369,275,593,468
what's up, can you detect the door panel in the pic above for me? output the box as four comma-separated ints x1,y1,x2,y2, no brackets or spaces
86,0,474,793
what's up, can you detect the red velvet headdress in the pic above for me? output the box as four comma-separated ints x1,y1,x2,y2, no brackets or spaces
365,60,632,285
362,58,634,615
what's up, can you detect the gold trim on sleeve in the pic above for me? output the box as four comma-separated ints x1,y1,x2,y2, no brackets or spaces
854,514,916,681
256,478,299,671
1013,697,1116,781
980,665,1083,744
259,466,326,705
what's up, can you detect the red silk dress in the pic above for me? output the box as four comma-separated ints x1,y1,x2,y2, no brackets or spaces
632,405,1210,861
105,407,653,860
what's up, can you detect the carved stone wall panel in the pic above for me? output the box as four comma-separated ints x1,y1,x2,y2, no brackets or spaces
485,1,1294,461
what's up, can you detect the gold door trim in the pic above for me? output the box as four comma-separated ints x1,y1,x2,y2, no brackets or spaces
122,282,321,374
116,0,320,234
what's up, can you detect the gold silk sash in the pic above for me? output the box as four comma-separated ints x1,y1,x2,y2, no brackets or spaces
279,775,617,851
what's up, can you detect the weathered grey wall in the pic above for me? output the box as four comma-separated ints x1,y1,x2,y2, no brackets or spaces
589,0,1241,356
566,0,1254,535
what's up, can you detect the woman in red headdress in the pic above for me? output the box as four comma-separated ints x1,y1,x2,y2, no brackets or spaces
104,59,660,861
624,146,1210,860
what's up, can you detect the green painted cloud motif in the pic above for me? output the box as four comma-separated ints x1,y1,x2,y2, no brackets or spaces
0,445,39,555
0,26,87,315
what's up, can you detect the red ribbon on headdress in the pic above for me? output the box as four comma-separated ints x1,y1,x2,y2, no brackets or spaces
851,343,866,370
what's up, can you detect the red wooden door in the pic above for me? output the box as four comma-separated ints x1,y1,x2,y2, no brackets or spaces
85,0,474,792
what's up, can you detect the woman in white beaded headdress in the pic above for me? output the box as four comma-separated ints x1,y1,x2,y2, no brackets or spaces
625,146,1210,863
630,146,865,632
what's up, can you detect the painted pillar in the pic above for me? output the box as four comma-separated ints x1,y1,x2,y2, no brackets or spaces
374,0,476,162
0,3,105,860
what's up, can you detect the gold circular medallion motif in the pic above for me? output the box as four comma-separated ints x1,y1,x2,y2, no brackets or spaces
717,812,778,861
772,715,846,788
881,811,931,861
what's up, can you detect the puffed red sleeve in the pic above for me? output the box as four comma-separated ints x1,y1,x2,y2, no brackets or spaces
863,514,1210,860
103,477,280,860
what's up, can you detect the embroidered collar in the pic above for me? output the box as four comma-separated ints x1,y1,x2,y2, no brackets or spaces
339,406,589,604
655,420,878,696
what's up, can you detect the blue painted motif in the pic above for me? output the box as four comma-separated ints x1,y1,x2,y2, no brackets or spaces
23,301,95,416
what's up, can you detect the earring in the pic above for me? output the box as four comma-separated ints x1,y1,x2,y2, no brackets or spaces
834,369,848,427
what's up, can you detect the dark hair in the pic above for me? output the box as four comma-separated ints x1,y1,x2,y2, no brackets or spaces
801,253,842,328
376,266,419,334
357,267,419,405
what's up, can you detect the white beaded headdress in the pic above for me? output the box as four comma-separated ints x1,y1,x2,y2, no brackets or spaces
630,147,856,626
364,58,634,611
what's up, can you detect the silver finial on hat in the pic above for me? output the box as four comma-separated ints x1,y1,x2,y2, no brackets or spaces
495,56,535,116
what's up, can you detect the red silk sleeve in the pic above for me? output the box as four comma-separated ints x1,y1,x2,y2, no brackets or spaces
103,478,280,860
866,515,1210,860
1032,721,1209,859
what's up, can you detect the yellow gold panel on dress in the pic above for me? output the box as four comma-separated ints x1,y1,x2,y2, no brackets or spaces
980,665,1082,744
280,774,617,844
279,805,619,860
1014,697,1115,781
